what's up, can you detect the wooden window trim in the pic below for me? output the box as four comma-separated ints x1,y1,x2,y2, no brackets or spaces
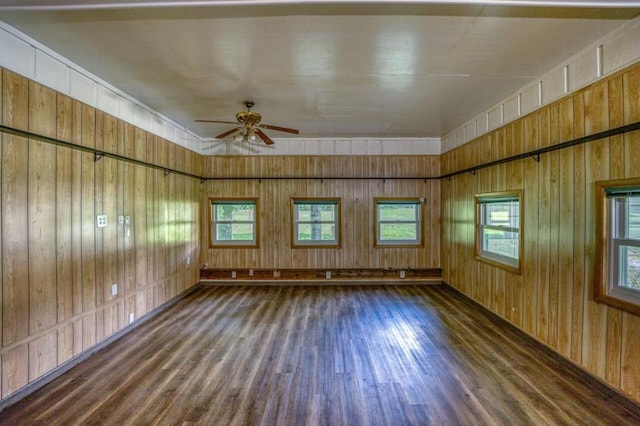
209,198,259,249
373,197,425,248
474,190,523,275
290,198,342,249
594,178,640,316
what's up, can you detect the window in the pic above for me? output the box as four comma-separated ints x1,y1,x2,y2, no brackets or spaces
595,179,640,315
291,199,341,247
210,199,258,247
475,191,522,273
374,198,423,247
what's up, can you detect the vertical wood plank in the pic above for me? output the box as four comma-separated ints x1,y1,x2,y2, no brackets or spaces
571,93,586,364
557,98,574,358
582,82,609,378
81,105,96,314
605,76,624,388
56,94,73,323
71,101,83,317
28,330,57,382
547,105,560,350
1,345,28,397
2,70,30,347
28,82,58,334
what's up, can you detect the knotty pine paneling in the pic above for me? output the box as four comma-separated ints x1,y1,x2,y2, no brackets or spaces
203,156,440,270
0,68,202,400
441,61,640,404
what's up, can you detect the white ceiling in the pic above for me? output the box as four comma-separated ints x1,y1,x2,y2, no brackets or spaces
0,1,639,141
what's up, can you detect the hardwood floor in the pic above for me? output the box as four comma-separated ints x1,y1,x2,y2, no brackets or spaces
2,284,639,425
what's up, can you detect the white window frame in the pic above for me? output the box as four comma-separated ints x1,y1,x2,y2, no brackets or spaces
595,179,640,315
210,198,258,248
475,191,522,274
291,198,341,248
374,198,423,247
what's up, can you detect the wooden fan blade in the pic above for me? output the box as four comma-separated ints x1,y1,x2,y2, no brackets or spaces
195,119,239,125
255,128,275,145
214,127,242,139
259,124,299,134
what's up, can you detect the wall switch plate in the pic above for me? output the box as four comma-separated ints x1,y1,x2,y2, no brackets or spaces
400,270,406,279
111,283,118,296
326,271,331,279
186,256,191,265
249,269,254,276
231,270,237,279
118,215,124,225
96,214,108,228
129,313,135,324
125,215,131,226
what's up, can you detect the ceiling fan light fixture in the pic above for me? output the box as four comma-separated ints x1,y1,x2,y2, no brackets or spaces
197,101,298,146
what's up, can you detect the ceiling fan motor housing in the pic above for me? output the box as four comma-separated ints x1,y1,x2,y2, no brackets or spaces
236,110,262,125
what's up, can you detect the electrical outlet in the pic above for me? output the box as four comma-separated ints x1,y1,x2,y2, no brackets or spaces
274,270,280,278
129,313,135,324
400,270,405,279
231,270,237,279
326,271,331,279
118,215,124,225
96,214,108,228
111,283,118,296
125,215,131,226
249,269,254,276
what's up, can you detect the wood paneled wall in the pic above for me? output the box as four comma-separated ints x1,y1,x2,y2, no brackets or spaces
203,156,440,270
0,69,203,400
441,63,640,403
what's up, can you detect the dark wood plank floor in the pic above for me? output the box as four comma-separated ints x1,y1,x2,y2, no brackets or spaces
2,284,639,425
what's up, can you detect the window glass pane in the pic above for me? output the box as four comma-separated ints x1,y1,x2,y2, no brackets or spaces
380,223,418,241
216,223,254,241
296,204,335,222
620,245,640,291
297,223,336,241
216,203,254,221
629,196,640,239
482,229,519,260
378,204,417,221
484,202,519,228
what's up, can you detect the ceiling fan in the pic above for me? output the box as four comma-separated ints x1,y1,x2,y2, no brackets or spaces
196,101,299,145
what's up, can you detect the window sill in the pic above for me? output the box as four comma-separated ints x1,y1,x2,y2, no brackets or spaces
474,255,521,275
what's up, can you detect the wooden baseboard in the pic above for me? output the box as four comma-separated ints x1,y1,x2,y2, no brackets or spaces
200,268,442,283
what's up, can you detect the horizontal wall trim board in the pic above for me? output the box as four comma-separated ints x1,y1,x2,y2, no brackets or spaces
442,281,640,414
200,268,442,281
200,280,442,286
